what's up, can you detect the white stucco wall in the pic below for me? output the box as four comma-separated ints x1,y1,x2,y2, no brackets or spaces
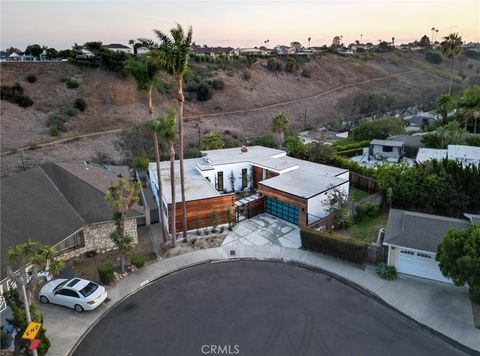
307,182,349,221
199,162,253,192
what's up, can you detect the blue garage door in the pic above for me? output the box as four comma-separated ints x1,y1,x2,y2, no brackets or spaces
265,196,299,225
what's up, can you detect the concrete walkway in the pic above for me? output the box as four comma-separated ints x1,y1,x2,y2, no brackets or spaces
41,246,480,356
222,213,301,248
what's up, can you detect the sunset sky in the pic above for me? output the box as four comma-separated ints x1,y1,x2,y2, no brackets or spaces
1,0,479,50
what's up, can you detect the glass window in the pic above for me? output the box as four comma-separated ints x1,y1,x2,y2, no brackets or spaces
383,146,393,152
79,282,99,297
57,289,79,298
242,169,248,189
216,172,224,191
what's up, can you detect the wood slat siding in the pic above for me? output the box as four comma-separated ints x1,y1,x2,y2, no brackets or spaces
168,194,235,231
252,166,262,190
258,184,308,227
247,197,265,218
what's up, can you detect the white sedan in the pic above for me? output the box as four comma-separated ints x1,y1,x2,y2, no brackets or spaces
39,278,107,313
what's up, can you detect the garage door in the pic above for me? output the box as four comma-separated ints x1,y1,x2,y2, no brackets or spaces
396,249,451,283
265,196,299,225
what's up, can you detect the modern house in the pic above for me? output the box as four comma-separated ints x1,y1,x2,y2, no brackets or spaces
148,146,349,232
106,43,132,53
383,209,478,283
416,145,480,166
1,162,145,281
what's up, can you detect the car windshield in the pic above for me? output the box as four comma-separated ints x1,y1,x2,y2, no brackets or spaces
79,282,99,297
53,280,68,292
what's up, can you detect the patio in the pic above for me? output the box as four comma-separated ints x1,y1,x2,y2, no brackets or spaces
222,213,301,248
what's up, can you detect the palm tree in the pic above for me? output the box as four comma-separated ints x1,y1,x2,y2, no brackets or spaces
124,55,168,242
105,178,142,272
271,112,289,148
431,27,436,44
441,33,463,95
140,23,193,239
151,110,178,247
201,132,225,150
308,37,311,49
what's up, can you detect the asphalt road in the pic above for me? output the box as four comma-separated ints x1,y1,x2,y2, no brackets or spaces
73,261,467,356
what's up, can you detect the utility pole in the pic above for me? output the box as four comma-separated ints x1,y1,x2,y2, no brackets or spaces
304,107,307,131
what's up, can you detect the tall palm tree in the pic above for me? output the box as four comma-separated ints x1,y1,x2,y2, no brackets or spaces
140,24,193,238
151,110,178,247
124,55,168,242
308,37,311,49
441,33,463,95
272,112,289,148
105,178,142,272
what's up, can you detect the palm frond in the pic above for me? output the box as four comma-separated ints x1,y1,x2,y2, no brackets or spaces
154,29,173,47
137,38,160,50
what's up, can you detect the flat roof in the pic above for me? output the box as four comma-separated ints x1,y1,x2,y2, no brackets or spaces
448,145,480,161
370,139,404,147
149,158,220,204
416,148,448,162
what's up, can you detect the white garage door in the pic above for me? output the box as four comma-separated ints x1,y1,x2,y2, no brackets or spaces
396,249,452,283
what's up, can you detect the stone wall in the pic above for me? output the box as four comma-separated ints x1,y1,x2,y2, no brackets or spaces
58,218,138,260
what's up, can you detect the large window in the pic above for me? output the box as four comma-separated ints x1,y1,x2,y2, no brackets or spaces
382,146,393,152
242,169,248,189
216,171,224,191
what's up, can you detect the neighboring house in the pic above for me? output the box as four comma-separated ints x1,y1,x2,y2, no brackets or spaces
388,135,424,158
239,48,270,56
192,45,237,57
416,145,480,166
403,113,437,132
149,146,349,230
106,43,132,53
76,48,95,59
368,139,405,162
274,45,294,55
136,47,150,56
383,209,477,283
1,162,145,281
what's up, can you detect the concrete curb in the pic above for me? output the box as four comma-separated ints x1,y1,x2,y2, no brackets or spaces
66,249,480,356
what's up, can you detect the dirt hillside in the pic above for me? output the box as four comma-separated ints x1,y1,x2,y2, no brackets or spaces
1,51,478,175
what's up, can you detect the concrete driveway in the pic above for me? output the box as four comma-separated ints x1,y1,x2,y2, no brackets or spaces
222,213,301,248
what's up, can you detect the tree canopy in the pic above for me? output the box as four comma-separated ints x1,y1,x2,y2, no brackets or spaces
436,226,480,301
201,132,224,150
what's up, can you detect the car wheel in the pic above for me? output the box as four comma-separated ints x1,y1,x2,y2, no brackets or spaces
74,304,84,313
40,296,49,304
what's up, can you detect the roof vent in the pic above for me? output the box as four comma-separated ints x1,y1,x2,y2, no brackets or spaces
241,146,248,154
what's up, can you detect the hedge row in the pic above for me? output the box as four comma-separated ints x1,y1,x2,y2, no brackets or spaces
300,228,367,264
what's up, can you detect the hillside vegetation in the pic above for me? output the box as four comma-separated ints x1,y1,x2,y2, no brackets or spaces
1,50,478,175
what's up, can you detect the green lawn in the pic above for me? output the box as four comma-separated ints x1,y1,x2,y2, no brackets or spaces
347,212,389,243
349,187,369,202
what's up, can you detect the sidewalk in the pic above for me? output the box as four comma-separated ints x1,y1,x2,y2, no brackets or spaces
42,246,480,355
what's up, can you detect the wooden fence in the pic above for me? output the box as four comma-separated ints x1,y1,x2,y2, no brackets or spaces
349,172,378,193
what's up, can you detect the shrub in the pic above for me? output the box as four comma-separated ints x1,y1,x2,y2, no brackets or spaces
26,74,37,83
285,58,299,73
64,78,79,89
300,228,367,264
197,82,213,101
242,71,251,80
301,69,311,78
211,79,224,90
130,255,145,268
355,203,380,222
74,98,86,112
425,51,443,65
64,108,77,117
0,83,34,108
466,135,480,147
16,95,34,108
46,115,68,136
97,263,115,284
376,263,398,280
267,58,282,71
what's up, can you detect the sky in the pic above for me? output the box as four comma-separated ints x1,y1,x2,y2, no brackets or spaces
1,0,479,50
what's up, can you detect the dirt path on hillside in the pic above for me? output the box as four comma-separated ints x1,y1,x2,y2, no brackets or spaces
1,69,418,156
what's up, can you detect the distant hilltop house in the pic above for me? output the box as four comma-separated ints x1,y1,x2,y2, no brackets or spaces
106,43,132,53
0,162,147,284
75,48,95,59
416,145,480,166
148,146,350,231
238,48,271,56
274,45,295,55
136,47,150,55
403,112,438,132
0,49,36,62
191,45,237,57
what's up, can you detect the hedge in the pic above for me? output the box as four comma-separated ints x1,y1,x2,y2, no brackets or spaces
97,263,115,284
300,228,367,264
336,147,364,157
130,255,145,268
